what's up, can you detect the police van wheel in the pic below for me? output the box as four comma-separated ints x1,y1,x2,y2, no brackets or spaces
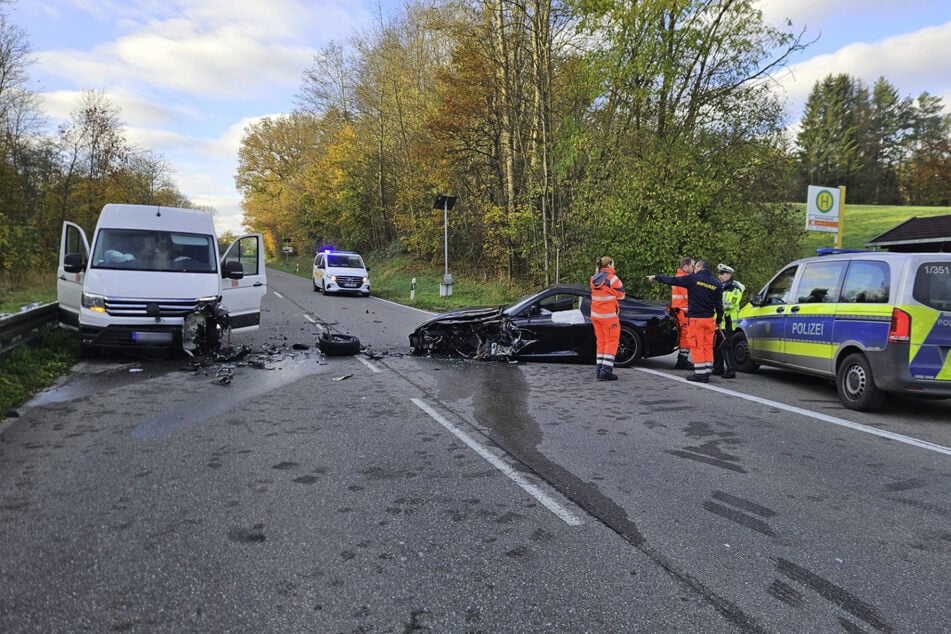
732,332,758,373
836,353,885,411
318,333,361,356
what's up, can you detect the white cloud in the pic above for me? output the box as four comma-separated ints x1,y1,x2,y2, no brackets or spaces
773,21,951,123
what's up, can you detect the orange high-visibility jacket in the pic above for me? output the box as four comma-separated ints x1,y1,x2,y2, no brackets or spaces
590,267,625,318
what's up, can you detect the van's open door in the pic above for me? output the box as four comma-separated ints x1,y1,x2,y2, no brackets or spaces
57,222,90,331
220,234,267,332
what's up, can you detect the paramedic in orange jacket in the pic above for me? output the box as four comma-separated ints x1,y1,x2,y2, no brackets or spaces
671,256,694,369
590,256,625,381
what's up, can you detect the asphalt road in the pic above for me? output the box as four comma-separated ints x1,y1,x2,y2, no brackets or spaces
1,267,948,633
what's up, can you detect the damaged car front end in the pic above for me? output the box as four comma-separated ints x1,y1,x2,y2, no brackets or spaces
409,285,677,367
408,306,535,360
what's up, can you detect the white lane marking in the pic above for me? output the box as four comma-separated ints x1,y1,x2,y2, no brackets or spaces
411,398,583,526
357,356,381,373
273,291,284,299
636,367,951,458
372,296,436,315
303,314,317,324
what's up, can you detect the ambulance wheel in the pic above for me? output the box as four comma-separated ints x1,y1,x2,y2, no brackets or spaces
615,328,643,367
732,332,758,373
318,333,361,356
836,352,885,411
313,278,319,292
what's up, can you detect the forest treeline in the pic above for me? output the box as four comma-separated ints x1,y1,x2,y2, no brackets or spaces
3,1,950,297
235,0,951,295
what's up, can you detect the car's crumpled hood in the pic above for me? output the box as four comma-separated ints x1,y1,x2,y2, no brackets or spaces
416,306,504,328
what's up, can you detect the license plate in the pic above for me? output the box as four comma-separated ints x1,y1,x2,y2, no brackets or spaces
132,332,173,344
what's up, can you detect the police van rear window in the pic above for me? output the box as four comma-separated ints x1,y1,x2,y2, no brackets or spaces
913,262,951,310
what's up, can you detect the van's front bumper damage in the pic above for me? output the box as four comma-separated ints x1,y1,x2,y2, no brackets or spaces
78,299,230,355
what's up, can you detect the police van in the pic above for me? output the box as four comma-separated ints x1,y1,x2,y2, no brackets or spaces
733,250,951,411
312,250,370,296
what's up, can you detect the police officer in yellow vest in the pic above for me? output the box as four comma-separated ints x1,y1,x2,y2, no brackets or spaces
713,263,745,378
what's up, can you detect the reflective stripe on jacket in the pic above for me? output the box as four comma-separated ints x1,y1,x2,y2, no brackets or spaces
720,279,746,326
590,266,625,318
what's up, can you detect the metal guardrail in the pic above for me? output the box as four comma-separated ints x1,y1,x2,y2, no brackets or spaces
0,302,60,358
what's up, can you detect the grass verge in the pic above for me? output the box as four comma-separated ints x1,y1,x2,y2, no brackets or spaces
1,328,78,416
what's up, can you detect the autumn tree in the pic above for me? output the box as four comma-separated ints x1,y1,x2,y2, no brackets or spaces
565,0,805,295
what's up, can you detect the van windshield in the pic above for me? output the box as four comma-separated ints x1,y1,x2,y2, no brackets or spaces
328,254,364,268
913,262,951,310
91,229,216,273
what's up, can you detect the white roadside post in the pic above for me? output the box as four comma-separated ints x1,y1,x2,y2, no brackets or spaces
434,195,457,297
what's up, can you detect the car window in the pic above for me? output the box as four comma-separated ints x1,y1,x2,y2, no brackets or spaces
763,266,797,305
796,260,847,303
912,261,951,310
538,293,581,313
841,260,890,303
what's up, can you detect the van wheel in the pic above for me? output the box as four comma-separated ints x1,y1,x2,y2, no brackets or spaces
732,331,758,373
837,353,885,411
313,278,319,292
318,333,361,356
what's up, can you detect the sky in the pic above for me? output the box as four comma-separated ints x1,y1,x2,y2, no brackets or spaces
7,0,951,236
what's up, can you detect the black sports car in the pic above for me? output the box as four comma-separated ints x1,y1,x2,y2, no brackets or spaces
408,284,677,366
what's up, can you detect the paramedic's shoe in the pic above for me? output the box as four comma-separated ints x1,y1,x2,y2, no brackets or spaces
685,373,708,383
675,356,694,370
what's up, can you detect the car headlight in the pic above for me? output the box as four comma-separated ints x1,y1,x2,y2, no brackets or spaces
362,276,369,283
330,275,337,282
82,292,106,313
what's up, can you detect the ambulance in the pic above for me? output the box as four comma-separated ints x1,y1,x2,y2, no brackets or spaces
733,251,951,411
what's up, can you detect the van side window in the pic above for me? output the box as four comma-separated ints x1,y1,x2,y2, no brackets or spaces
796,260,846,303
841,261,890,303
222,236,259,275
764,266,797,305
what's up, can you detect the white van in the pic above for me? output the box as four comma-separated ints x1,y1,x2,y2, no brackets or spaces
57,204,267,355
312,250,370,296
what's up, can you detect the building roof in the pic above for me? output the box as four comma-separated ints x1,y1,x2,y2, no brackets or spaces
865,214,951,250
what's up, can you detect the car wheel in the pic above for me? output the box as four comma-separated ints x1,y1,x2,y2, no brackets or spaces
732,331,759,373
362,292,370,297
313,278,319,292
318,333,361,356
836,352,885,411
615,328,642,367
79,343,101,359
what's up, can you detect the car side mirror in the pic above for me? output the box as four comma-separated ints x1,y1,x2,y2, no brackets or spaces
222,260,245,279
64,253,84,273
750,292,765,307
365,266,370,272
